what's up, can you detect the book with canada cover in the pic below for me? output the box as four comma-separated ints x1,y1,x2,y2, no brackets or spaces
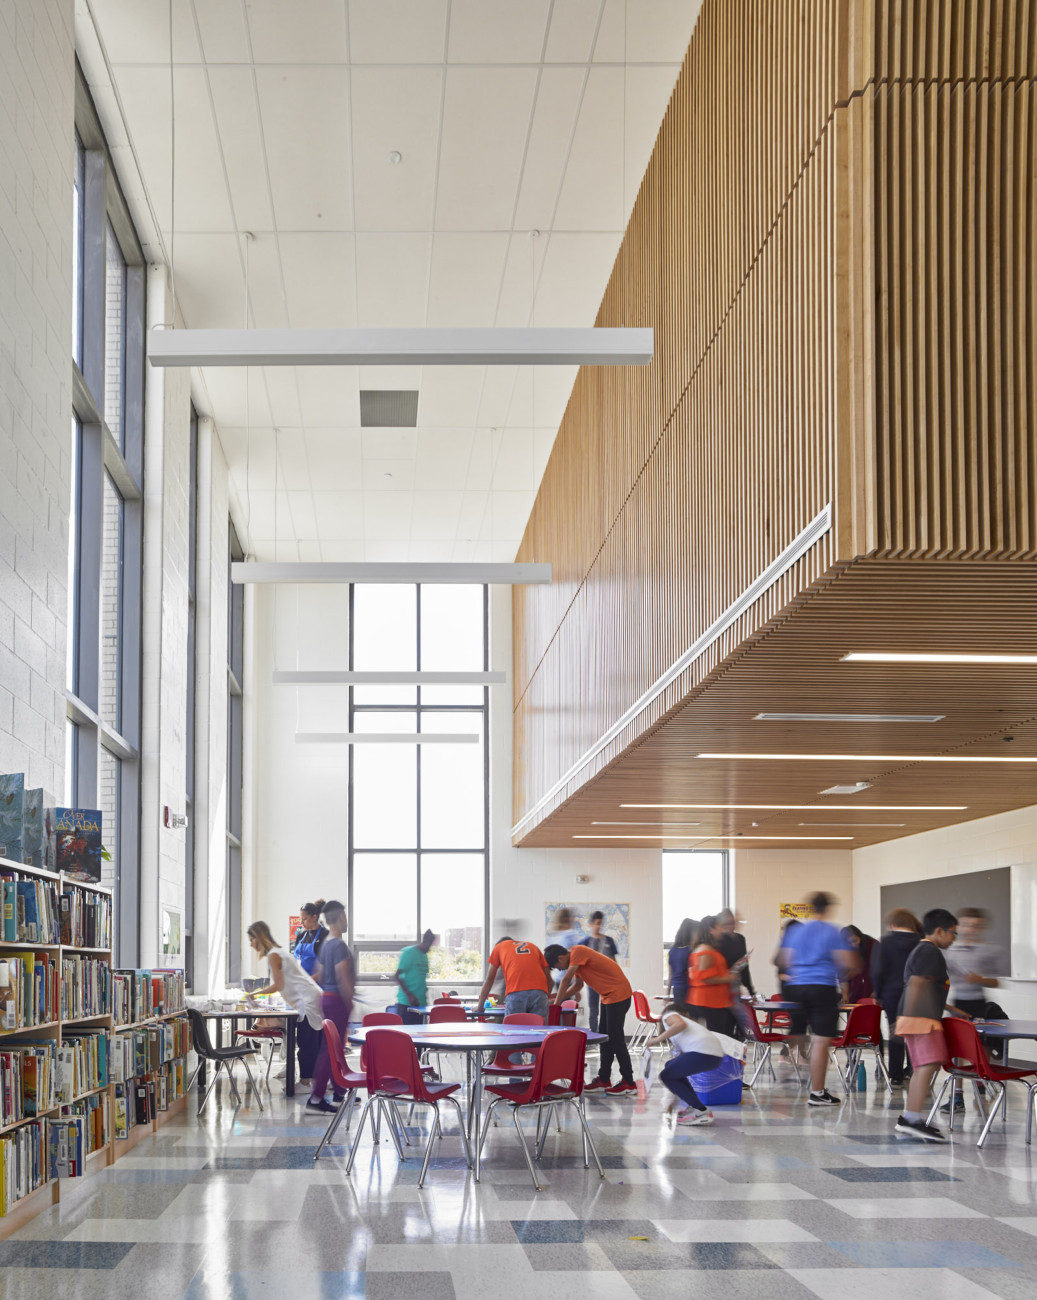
45,808,103,882
0,774,25,862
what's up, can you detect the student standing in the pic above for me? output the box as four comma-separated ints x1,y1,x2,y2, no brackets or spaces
307,900,355,1115
781,892,856,1107
583,910,618,1033
394,929,437,1023
475,937,551,1020
894,908,967,1142
290,902,328,1079
716,910,756,999
644,1001,725,1126
546,943,636,1096
871,909,921,1086
246,921,323,1036
668,918,696,1003
687,916,740,1037
551,907,585,949
840,925,877,1003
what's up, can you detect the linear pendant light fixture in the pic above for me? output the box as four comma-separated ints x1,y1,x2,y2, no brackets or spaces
754,712,945,723
274,670,505,686
572,834,855,841
232,561,550,585
295,732,478,745
147,326,653,368
843,652,1037,665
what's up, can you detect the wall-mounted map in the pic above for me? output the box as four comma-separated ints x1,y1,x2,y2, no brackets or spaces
545,902,630,960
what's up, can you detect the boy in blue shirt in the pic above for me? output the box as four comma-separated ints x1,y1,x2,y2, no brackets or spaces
780,891,857,1106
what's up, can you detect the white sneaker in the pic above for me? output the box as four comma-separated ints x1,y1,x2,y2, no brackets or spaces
677,1109,714,1126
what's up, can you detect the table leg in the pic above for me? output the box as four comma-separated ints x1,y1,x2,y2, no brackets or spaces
285,1016,296,1098
472,1050,484,1181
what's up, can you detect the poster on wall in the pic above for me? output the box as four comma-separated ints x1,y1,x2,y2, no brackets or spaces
545,902,631,961
779,902,811,934
288,914,301,947
161,908,181,958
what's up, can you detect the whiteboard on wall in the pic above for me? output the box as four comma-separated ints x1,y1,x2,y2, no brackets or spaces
879,867,1011,974
1010,863,1037,980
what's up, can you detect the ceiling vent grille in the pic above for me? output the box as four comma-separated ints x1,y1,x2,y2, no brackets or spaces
360,390,419,427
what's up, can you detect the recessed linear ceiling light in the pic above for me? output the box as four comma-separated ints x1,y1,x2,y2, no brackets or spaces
798,821,906,827
754,712,945,723
147,326,653,368
843,652,1037,665
699,752,1037,763
621,802,967,811
591,820,701,827
572,834,854,841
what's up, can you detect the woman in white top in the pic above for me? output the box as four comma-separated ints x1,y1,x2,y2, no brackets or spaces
644,1000,725,1125
246,920,323,1032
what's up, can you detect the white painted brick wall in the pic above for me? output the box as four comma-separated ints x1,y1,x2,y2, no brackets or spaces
0,0,74,794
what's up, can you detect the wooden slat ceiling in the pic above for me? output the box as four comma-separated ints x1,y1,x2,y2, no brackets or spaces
518,559,1037,849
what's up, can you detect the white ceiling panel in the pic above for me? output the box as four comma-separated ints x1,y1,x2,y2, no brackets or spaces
435,67,539,230
458,491,489,539
260,370,304,432
545,0,604,63
247,0,348,64
417,367,484,429
294,367,361,426
287,490,319,539
279,232,355,327
464,430,505,492
312,491,366,537
206,67,275,231
361,429,416,461
303,429,363,478
319,539,367,561
482,490,538,537
414,429,475,492
494,231,549,327
476,366,520,427
362,493,414,540
531,232,622,323
362,459,415,492
192,0,252,63
355,232,431,327
169,232,243,326
490,429,536,492
594,0,701,63
347,0,448,64
89,0,201,63
256,68,352,229
350,67,442,231
426,233,509,327
553,67,623,230
411,490,462,540
512,66,586,231
447,0,551,63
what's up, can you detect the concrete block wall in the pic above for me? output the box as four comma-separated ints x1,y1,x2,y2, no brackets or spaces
0,0,75,796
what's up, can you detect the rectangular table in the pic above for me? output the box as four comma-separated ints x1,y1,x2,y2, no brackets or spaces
194,1008,300,1097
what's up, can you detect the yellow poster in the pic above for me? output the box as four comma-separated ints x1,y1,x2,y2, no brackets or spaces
779,902,811,929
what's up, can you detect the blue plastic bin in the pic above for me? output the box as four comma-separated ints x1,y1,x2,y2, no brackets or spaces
689,1053,743,1106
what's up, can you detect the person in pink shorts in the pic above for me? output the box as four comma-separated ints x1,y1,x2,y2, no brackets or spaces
893,908,968,1143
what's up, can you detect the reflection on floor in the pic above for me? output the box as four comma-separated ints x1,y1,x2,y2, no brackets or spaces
3,1065,1037,1298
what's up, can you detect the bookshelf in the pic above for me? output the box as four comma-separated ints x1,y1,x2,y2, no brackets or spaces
0,857,192,1239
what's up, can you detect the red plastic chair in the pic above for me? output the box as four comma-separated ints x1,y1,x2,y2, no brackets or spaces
314,1019,369,1162
233,1024,284,1086
361,1010,433,1077
831,1003,892,1094
481,1028,605,1191
345,1028,473,1186
927,1017,1037,1147
768,993,794,1032
628,990,658,1052
481,1013,543,1081
433,994,459,1004
742,1001,802,1087
428,1003,468,1024
547,999,578,1027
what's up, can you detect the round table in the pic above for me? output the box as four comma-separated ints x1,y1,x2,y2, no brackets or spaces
348,1022,605,1180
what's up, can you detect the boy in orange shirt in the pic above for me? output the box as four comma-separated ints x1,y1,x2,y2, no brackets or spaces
546,943,636,1096
475,936,551,1021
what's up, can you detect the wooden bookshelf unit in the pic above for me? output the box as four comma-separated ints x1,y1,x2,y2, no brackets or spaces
0,857,191,1239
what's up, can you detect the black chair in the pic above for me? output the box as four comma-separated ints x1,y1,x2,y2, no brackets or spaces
187,1009,264,1115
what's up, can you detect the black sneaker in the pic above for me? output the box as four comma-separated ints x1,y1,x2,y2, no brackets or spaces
305,1098,336,1114
939,1095,966,1114
807,1089,842,1107
895,1114,948,1143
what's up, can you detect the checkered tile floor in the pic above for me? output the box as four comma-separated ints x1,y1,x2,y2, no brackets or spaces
3,1066,1037,1298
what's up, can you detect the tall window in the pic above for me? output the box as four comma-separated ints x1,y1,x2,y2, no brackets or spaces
68,67,145,963
349,585,489,986
226,522,244,983
662,849,729,958
184,408,199,984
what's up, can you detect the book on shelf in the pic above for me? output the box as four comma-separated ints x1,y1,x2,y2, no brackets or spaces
112,968,185,1025
2,871,60,945
0,1118,46,1214
61,1091,109,1155
60,955,111,1020
113,1084,128,1140
57,1032,108,1103
0,775,25,865
0,953,58,1031
1,1042,56,1120
22,790,44,870
133,1079,152,1126
47,1116,85,1179
44,808,102,883
58,887,112,950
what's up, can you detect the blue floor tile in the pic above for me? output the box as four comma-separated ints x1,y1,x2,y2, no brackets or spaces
829,1241,1020,1269
826,1166,958,1182
511,1220,587,1243
0,1241,135,1270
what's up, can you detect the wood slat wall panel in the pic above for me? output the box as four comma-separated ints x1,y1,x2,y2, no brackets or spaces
513,0,1037,843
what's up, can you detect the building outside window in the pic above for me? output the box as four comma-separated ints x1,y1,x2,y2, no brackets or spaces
349,584,489,987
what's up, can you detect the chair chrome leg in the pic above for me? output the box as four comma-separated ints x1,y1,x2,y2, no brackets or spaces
873,1049,893,1095
225,1061,243,1106
749,1044,771,1087
315,1091,354,1161
380,1100,406,1160
241,1057,264,1111
418,1105,438,1187
446,1095,474,1169
1026,1083,1037,1145
575,1099,605,1180
512,1107,543,1192
978,1082,1005,1148
479,1098,501,1163
390,1101,412,1146
345,1097,376,1175
197,1062,223,1115
926,1074,952,1126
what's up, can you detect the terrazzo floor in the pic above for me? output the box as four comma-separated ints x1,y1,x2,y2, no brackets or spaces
3,1059,1037,1298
